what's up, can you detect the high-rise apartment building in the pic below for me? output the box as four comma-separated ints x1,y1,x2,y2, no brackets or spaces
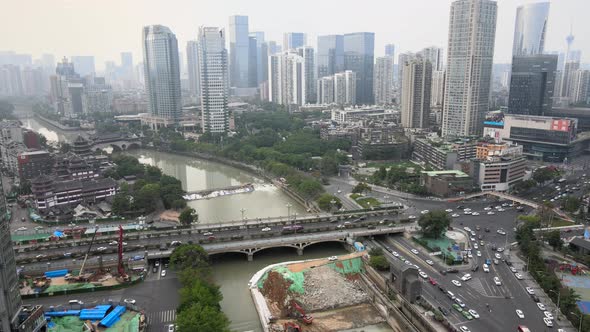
572,70,590,104
228,15,250,88
186,40,200,99
297,46,316,104
401,58,432,128
21,67,44,96
198,27,229,133
283,33,306,50
385,44,395,57
373,56,394,105
317,35,344,79
0,65,23,96
70,56,95,77
343,32,374,105
142,25,182,122
442,0,497,137
268,54,281,103
84,77,113,113
512,2,549,56
508,55,557,116
420,47,444,71
431,70,445,107
397,52,414,85
267,51,312,106
317,76,335,104
334,71,356,105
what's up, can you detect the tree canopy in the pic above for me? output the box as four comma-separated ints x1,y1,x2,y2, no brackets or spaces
179,207,198,225
418,211,451,239
316,194,342,211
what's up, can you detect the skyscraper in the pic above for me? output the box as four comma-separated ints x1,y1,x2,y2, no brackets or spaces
385,44,395,58
317,35,344,79
442,0,497,137
373,56,394,105
317,76,335,104
267,51,312,106
512,2,549,56
297,46,316,104
334,71,356,105
186,40,200,99
70,56,95,77
283,33,306,50
121,52,133,68
198,27,229,133
431,70,445,107
248,36,258,87
250,31,266,84
228,15,250,88
419,46,444,71
268,54,282,103
343,32,375,104
401,58,432,128
142,25,182,121
397,52,415,85
572,70,590,104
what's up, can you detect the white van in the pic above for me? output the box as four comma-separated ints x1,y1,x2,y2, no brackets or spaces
447,291,456,300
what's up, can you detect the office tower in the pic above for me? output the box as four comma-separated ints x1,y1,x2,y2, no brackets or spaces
420,47,444,71
0,51,32,66
442,0,497,137
21,67,44,96
228,15,250,88
334,71,356,105
373,56,394,105
508,55,557,116
268,54,281,103
250,31,266,84
572,70,590,104
512,2,549,56
0,174,21,331
397,52,415,85
317,76,335,104
40,53,55,74
385,44,395,57
283,33,306,50
121,52,133,68
0,65,23,96
401,58,432,128
297,46,316,104
431,70,445,107
343,32,374,104
84,77,113,113
268,41,280,55
70,56,95,77
248,36,258,87
142,25,182,121
198,27,229,133
317,35,344,78
186,41,200,99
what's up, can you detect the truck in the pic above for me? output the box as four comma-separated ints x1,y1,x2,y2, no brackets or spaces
354,242,365,252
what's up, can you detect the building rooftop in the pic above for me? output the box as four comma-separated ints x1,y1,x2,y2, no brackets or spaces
570,237,590,251
422,170,470,178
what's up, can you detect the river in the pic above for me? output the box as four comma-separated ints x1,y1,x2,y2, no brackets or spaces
23,117,392,332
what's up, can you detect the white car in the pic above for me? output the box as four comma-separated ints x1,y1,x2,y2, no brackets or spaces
425,260,434,266
477,251,482,257
464,211,472,215
509,267,517,273
392,251,399,257
526,287,535,295
419,271,428,279
497,247,504,253
483,264,490,272
411,249,419,255
408,215,417,220
445,209,453,213
452,213,460,218
472,212,480,216
452,280,462,287
468,309,479,319
495,253,502,260
544,317,553,327
463,227,472,232
487,211,495,215
498,208,506,212
34,226,44,230
421,210,430,214
459,327,471,332
261,227,271,232
168,324,175,332
497,229,506,235
109,241,118,245
161,270,167,277
455,298,466,307
202,232,213,236
461,274,472,281
537,302,546,311
515,273,524,280
470,237,476,242
123,298,136,304
470,231,476,236
464,208,472,212
484,207,492,211
16,227,27,232
493,277,502,285
328,256,338,261
473,243,479,249
467,252,473,258
544,311,554,320
516,309,524,319
96,247,107,251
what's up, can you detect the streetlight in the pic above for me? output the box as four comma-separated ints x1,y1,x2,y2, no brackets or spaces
286,203,292,221
330,199,336,212
240,208,246,223
549,289,561,320
570,311,583,332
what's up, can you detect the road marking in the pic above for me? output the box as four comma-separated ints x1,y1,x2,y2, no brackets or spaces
147,309,176,325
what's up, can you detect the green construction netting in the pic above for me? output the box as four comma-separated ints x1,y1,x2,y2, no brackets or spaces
327,257,364,275
48,312,141,332
48,316,85,332
11,233,51,242
104,312,141,332
45,282,96,293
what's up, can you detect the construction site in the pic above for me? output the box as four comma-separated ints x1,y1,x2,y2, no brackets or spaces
250,252,393,332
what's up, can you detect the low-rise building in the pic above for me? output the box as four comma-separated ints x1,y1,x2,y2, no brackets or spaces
421,170,474,197
470,143,526,192
17,150,53,182
354,125,409,160
412,136,478,170
31,176,117,212
389,258,421,302
331,107,397,124
0,141,26,175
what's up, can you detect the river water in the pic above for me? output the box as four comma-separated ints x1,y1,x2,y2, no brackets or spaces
23,117,392,332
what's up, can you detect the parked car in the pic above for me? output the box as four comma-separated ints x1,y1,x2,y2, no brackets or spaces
516,309,524,319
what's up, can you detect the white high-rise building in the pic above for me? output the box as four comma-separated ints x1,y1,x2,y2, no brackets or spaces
142,25,182,122
401,58,432,128
442,0,497,137
431,70,445,107
334,71,355,105
198,27,229,133
268,54,282,103
267,50,315,106
186,40,200,100
373,56,394,105
572,70,590,104
317,76,335,105
419,47,444,71
297,46,316,104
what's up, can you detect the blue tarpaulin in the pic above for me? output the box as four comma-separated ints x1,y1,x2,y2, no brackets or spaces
99,306,126,328
53,231,64,237
44,310,81,317
44,269,68,278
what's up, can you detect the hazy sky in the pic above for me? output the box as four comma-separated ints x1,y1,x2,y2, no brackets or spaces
2,0,588,70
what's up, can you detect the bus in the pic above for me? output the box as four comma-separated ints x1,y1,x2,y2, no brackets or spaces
281,225,304,234
517,325,531,332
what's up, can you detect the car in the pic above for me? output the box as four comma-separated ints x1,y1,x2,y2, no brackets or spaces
421,210,430,214
109,240,118,245
463,227,472,232
470,231,476,236
468,309,479,319
63,252,72,257
464,211,472,215
452,280,462,287
477,251,482,257
497,229,506,235
391,251,399,257
336,224,345,229
68,300,83,305
472,212,480,216
461,274,472,281
408,215,417,220
328,256,338,261
537,303,546,311
484,227,490,232
123,298,136,304
404,260,412,265
495,253,502,260
439,307,449,316
16,227,27,232
515,273,524,280
531,294,540,302
498,208,506,212
34,226,44,230
484,207,492,211
462,311,473,320
470,237,476,242
493,259,499,265
456,205,465,210
459,327,471,332
411,249,419,254
419,271,428,279
493,277,502,285
497,247,504,253
261,227,271,232
438,285,445,292
452,304,463,312
483,264,490,272
510,267,517,273
544,311,554,320
202,232,213,236
480,240,484,245
207,235,216,240
487,211,495,215
452,213,460,218
429,277,437,285
96,247,107,251
425,259,434,265
161,270,167,277
543,317,553,327
455,298,466,307
168,324,175,332
35,254,46,259
516,309,525,318
445,209,453,213
473,243,479,249
467,252,473,258
526,287,535,295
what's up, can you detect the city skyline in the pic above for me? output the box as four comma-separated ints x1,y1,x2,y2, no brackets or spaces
2,0,589,70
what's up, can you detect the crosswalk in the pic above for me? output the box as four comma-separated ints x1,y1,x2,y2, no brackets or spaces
146,309,176,326
467,278,488,296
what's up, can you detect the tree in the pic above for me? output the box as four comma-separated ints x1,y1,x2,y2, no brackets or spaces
369,255,389,271
533,167,558,183
112,193,132,215
352,182,371,194
546,230,563,251
418,211,451,239
170,244,210,271
179,207,198,225
176,302,231,332
563,196,581,213
316,194,342,211
179,279,223,312
134,183,161,212
297,179,324,199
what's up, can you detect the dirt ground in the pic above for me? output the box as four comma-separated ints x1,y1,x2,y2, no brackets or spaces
273,303,386,332
287,252,364,273
159,210,179,222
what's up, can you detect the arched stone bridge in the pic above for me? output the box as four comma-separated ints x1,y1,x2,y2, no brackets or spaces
92,139,142,152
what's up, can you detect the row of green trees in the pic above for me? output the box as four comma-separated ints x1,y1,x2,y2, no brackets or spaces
170,244,231,332
370,165,427,195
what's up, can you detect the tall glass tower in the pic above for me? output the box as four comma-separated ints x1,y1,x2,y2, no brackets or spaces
317,35,344,79
142,25,182,122
343,32,375,105
512,2,549,57
228,15,250,88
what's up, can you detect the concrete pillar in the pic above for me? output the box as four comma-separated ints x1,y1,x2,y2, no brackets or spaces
247,253,254,261
297,247,304,256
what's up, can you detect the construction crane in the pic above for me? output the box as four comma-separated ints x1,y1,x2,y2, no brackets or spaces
118,225,129,281
283,322,301,332
290,301,313,324
79,226,99,277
